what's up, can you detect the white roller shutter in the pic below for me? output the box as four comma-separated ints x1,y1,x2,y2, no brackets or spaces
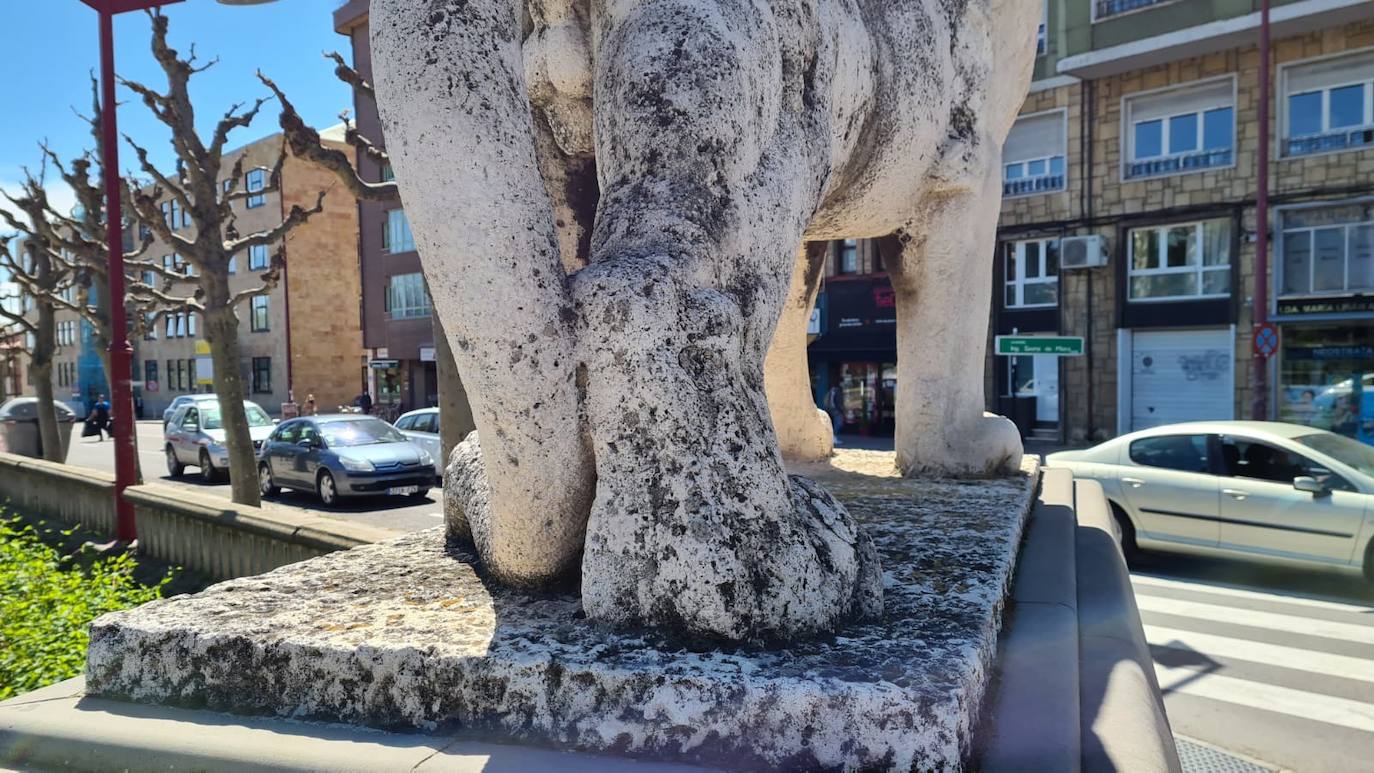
1130,328,1234,431
1004,110,1065,164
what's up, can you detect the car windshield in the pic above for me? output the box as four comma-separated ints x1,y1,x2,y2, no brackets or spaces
199,405,273,430
1293,432,1374,477
318,418,407,447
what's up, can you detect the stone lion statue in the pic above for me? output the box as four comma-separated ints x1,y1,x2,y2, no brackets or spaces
369,0,1038,642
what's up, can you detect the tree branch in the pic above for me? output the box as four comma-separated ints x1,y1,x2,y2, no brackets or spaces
225,190,325,253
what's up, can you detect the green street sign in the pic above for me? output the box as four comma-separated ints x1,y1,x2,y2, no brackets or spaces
995,336,1084,356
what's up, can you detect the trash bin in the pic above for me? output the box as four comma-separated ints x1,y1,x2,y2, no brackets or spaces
0,397,77,462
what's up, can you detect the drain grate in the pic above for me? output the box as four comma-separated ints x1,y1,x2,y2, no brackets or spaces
1176,736,1280,773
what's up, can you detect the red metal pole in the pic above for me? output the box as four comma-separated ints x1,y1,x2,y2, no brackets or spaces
98,8,139,541
1252,0,1271,421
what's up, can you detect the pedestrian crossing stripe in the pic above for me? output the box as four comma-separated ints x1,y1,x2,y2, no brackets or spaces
1133,573,1374,615
1136,594,1374,645
1144,624,1374,684
1156,663,1374,736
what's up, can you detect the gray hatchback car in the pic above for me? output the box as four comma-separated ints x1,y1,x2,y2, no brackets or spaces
256,414,436,506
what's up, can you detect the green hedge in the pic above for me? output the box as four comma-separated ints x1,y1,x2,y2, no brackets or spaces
0,514,171,700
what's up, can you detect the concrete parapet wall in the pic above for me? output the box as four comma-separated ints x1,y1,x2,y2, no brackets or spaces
0,452,392,580
0,452,116,536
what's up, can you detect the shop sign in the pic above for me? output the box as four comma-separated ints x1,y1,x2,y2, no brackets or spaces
1276,296,1374,316
369,359,400,370
194,340,214,384
995,336,1084,356
419,346,436,362
1285,345,1374,361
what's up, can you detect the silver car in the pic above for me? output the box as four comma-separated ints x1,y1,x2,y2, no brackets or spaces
1047,421,1374,581
256,415,436,506
394,408,442,481
162,394,219,427
165,400,276,483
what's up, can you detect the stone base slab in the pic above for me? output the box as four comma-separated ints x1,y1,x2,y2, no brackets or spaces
86,457,1038,771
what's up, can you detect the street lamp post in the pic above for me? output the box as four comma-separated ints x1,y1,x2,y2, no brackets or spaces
78,0,273,540
79,0,185,542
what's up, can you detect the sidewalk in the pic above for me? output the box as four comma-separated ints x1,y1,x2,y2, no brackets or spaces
833,434,1085,460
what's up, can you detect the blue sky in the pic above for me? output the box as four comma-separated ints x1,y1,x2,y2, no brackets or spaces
0,0,351,217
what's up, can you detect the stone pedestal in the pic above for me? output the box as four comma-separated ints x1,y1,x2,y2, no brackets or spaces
87,456,1037,771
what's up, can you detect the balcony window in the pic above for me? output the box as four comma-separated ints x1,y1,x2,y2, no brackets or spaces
1127,218,1231,302
1282,49,1374,158
1095,0,1170,21
1003,239,1059,309
1124,79,1234,180
387,272,432,319
1279,203,1374,297
1003,110,1067,197
384,209,416,254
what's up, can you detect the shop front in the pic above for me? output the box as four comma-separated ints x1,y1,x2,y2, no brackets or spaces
1274,200,1374,445
807,276,897,437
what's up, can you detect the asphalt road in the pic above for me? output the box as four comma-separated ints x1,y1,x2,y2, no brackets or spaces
62,421,443,534
1129,550,1374,772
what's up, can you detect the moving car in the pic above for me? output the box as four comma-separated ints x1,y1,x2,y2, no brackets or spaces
1046,421,1374,580
162,394,219,427
393,407,442,481
256,414,436,506
164,400,276,482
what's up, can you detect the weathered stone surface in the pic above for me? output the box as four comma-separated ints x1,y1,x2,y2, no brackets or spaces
87,456,1037,771
368,0,1038,640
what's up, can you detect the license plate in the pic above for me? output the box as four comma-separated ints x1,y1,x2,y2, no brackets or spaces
387,486,419,496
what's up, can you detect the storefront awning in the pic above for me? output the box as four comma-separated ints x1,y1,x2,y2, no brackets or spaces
807,277,897,363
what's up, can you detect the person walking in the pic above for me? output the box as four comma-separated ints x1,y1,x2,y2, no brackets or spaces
87,393,112,442
354,389,373,416
303,394,318,416
825,383,846,446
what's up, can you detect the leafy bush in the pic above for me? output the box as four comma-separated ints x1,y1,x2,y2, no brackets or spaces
0,513,171,700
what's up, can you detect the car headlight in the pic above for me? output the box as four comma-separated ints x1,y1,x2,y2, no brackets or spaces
418,450,433,467
339,456,374,472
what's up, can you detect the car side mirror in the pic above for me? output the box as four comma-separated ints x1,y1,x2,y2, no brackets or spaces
1293,476,1330,497
297,438,316,449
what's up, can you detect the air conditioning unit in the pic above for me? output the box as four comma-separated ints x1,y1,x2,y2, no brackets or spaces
1060,235,1108,270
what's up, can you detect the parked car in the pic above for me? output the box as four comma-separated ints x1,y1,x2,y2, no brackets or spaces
394,407,442,482
165,400,277,482
162,394,219,427
1046,421,1374,580
256,414,436,506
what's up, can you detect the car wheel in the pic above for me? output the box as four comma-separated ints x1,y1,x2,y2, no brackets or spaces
199,450,219,483
317,470,339,507
165,445,184,477
258,463,280,497
1109,501,1141,562
409,488,431,499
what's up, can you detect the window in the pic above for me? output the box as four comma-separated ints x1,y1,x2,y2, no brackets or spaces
394,414,416,431
1219,437,1353,492
1003,239,1059,308
165,315,176,338
141,269,156,287
386,273,431,319
274,420,301,445
1124,79,1234,179
250,295,270,332
145,360,158,388
380,164,395,182
187,358,197,388
836,239,858,274
1128,435,1211,473
1095,0,1171,21
160,202,170,229
175,313,186,338
1279,203,1374,297
1003,111,1066,197
252,357,272,394
228,256,237,274
187,312,197,337
383,209,415,253
248,244,270,271
245,168,267,208
1036,0,1046,56
221,178,233,194
1282,49,1374,157
166,360,176,391
1127,218,1231,301
143,312,157,341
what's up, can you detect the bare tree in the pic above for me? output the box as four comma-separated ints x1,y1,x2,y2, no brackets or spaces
116,11,323,505
261,56,476,464
0,221,75,461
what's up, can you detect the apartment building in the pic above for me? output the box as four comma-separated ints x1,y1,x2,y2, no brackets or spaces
993,0,1374,447
335,0,439,414
134,129,363,418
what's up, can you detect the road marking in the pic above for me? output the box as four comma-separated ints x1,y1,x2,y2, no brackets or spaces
1136,595,1374,645
1133,573,1374,614
425,512,443,519
1146,624,1374,683
1156,663,1374,735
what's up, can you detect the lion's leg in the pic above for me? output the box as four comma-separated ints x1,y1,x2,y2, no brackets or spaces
571,0,878,640
765,243,834,462
889,168,1023,478
370,0,594,583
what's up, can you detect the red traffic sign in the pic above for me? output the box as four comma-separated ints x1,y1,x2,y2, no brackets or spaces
1253,323,1279,359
